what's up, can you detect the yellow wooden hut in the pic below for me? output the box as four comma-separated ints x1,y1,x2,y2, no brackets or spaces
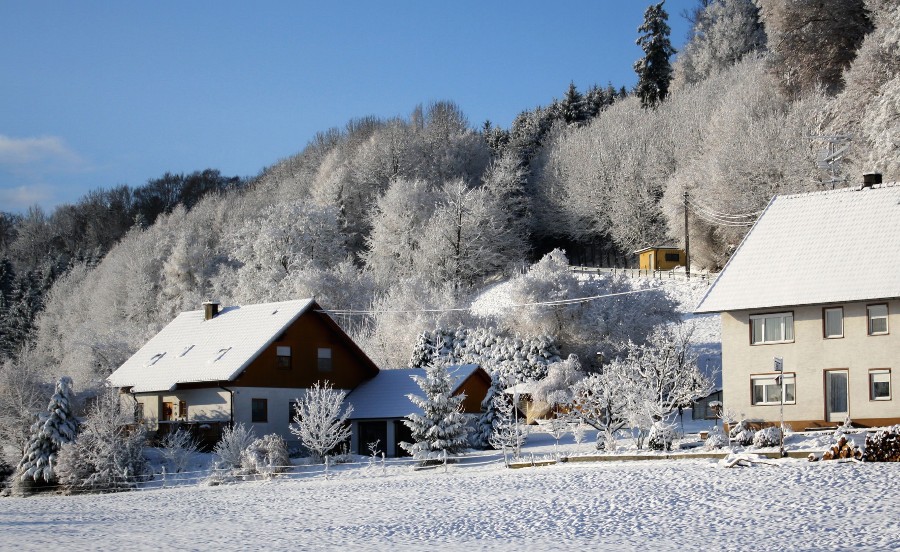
635,246,685,271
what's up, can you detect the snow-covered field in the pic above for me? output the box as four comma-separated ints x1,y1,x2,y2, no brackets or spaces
3,451,898,551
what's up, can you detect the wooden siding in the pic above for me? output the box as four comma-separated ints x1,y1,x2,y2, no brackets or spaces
456,368,492,414
231,309,377,390
637,248,685,271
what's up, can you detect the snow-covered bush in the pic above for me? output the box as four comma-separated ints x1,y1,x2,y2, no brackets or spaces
704,426,728,450
213,423,256,470
648,421,676,451
290,381,353,462
402,363,470,460
241,434,290,476
752,426,782,448
160,429,200,473
486,393,527,453
833,417,854,438
54,390,147,493
17,376,79,485
409,326,561,383
728,420,756,446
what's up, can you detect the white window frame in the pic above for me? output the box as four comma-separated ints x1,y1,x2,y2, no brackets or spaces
823,307,843,339
751,373,796,406
870,369,891,401
867,304,889,336
750,312,794,345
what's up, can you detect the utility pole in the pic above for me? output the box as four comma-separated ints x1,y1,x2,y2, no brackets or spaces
683,190,691,280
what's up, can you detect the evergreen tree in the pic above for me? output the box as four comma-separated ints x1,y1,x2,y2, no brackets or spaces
560,82,588,125
17,376,79,483
401,363,470,460
634,1,676,108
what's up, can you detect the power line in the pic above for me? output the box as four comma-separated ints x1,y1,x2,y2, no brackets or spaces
686,198,762,219
317,288,657,316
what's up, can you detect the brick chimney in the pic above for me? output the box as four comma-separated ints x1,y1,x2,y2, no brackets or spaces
203,301,220,320
862,172,882,188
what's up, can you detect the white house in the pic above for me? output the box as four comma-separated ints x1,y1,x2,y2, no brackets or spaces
695,175,900,429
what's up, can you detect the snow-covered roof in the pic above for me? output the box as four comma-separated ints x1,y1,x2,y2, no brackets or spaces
346,364,482,420
634,245,681,254
108,299,316,393
695,184,900,313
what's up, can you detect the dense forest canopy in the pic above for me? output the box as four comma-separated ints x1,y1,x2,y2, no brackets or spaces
2,0,898,455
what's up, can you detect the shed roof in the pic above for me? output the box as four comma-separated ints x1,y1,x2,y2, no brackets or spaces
346,364,482,420
695,183,900,313
108,299,318,393
634,245,682,254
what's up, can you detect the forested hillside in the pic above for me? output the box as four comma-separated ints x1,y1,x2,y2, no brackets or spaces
1,0,898,454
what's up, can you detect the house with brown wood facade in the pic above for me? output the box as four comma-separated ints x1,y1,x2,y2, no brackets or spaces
108,298,491,454
695,175,900,429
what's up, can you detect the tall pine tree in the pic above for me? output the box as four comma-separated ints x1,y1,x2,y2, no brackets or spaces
18,376,79,483
634,1,676,108
401,363,470,460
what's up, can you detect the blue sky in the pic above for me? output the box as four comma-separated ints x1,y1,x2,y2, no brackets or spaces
0,1,695,212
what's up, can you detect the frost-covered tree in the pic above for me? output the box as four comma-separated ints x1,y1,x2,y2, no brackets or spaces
401,363,470,460
560,82,588,125
487,391,527,453
290,381,353,462
241,433,291,476
54,389,147,492
674,0,766,87
160,429,200,474
213,423,256,470
530,355,583,409
17,376,79,483
634,1,677,108
570,369,632,452
758,0,872,97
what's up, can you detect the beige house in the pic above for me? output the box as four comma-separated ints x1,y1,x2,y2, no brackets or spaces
695,176,900,429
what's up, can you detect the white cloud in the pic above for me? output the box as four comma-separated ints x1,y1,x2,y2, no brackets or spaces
0,184,57,211
0,134,83,166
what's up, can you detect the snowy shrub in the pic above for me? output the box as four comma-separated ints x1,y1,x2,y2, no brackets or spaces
648,421,676,451
160,429,200,473
241,434,290,476
728,420,756,446
54,390,147,493
752,426,782,448
487,393,527,453
704,426,728,450
17,376,79,484
833,417,854,438
290,381,353,462
214,423,256,470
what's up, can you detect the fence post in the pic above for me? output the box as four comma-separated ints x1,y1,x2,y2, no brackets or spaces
161,466,167,489
381,452,386,476
442,449,448,474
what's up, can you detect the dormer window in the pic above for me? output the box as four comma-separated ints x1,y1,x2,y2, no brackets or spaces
147,352,166,366
212,347,232,362
179,345,195,357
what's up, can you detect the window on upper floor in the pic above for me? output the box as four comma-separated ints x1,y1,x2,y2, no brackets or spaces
318,347,332,372
750,312,794,344
868,304,889,335
751,373,796,405
824,307,843,338
276,346,292,370
870,369,891,401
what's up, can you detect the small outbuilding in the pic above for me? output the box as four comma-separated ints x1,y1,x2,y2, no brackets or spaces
635,246,685,271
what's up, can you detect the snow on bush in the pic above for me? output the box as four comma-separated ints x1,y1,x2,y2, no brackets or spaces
290,381,353,462
648,421,676,451
241,434,290,476
409,326,561,383
487,391,528,453
752,426,782,448
213,423,256,470
160,429,200,473
54,390,147,493
833,417,854,438
17,376,79,484
402,363,470,460
704,426,728,450
729,420,756,446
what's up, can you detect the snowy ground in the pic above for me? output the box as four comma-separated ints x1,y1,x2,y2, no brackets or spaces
3,424,897,551
3,449,898,551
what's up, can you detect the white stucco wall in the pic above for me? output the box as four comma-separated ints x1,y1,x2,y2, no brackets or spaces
230,386,308,444
721,299,900,425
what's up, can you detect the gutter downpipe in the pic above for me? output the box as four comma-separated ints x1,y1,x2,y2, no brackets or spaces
219,385,235,428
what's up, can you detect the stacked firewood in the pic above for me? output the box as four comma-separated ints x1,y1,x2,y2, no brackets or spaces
863,426,900,462
817,436,863,461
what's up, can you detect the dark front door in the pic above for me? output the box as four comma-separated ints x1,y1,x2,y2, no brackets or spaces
394,420,413,457
358,421,387,455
